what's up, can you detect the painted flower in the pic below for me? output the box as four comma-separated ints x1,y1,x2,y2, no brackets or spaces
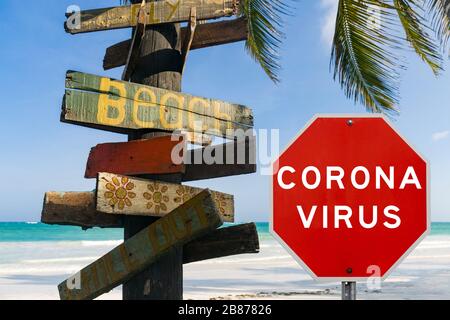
143,182,170,214
214,193,228,216
174,186,197,204
104,176,136,210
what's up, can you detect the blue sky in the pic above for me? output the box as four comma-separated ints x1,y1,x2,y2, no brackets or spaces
0,0,449,222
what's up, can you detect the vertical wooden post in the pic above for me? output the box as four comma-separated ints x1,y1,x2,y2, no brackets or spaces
123,0,184,300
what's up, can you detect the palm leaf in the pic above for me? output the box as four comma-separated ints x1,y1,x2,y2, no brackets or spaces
426,0,450,46
239,0,293,83
332,0,404,113
394,0,443,74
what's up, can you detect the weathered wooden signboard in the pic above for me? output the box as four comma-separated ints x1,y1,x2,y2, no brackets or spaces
59,190,222,300
84,135,257,181
183,222,259,264
63,71,253,139
103,17,248,70
85,136,185,179
97,173,234,221
184,136,257,181
65,0,237,34
42,192,121,229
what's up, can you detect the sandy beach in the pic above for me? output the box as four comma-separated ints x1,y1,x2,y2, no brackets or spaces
1,233,449,300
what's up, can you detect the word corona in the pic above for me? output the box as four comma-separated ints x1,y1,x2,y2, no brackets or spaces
277,165,422,191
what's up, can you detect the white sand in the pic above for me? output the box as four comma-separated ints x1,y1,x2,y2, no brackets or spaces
0,235,449,300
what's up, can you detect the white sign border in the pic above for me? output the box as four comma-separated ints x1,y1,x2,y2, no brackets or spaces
269,113,431,282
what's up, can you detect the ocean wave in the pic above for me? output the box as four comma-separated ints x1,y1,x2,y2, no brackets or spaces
79,240,123,247
0,240,123,248
21,257,99,264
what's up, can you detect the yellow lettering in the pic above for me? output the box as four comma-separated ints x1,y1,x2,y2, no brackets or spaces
166,0,180,20
149,222,170,253
148,2,161,24
133,87,156,128
97,78,126,126
167,211,189,240
130,4,140,25
188,97,209,132
214,101,233,130
160,93,184,129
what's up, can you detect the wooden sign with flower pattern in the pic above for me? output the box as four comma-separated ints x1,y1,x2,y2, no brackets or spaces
96,172,234,222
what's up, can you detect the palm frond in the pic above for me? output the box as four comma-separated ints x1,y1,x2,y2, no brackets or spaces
332,0,404,113
394,0,443,74
239,0,293,83
426,0,450,47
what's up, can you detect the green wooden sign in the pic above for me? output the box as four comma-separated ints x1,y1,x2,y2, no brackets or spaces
62,71,253,139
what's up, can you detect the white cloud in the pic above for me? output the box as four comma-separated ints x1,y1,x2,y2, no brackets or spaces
320,0,339,48
432,130,450,141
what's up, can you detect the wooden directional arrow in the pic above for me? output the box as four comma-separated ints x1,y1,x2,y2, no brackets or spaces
62,71,253,139
97,173,234,222
183,222,260,264
85,136,185,179
58,189,222,300
84,136,256,181
183,136,257,181
65,0,237,34
103,17,248,71
41,192,121,229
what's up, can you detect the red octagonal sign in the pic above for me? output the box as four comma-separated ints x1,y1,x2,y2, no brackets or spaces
271,115,429,281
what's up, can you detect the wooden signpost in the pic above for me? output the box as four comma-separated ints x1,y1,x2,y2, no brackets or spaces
59,190,222,300
65,0,237,34
63,71,253,139
43,0,260,301
103,18,248,71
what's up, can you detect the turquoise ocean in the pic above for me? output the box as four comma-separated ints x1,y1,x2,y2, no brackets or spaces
0,222,449,242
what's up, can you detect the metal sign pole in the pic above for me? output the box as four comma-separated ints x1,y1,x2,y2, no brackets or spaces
342,282,356,300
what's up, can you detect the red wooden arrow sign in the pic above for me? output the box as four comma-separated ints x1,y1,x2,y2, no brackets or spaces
85,135,185,178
